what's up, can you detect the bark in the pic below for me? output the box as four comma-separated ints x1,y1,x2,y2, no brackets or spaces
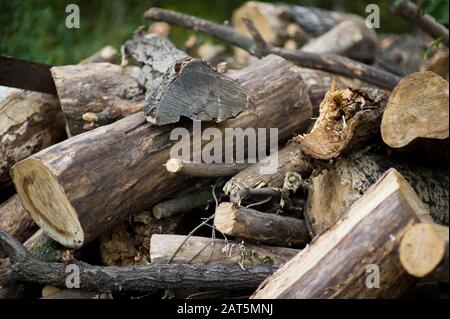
299,87,388,160
0,194,36,243
305,148,449,235
145,58,249,125
214,202,310,247
144,7,400,90
166,159,250,177
0,86,65,191
152,188,212,219
50,63,144,136
41,288,112,299
11,55,312,248
400,223,449,282
0,229,276,292
252,169,432,299
223,143,313,203
122,29,187,96
150,234,299,266
79,46,117,64
381,71,449,166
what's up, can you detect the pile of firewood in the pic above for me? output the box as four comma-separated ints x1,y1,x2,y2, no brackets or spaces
0,1,449,299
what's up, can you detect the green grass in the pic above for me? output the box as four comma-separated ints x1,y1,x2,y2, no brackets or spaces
0,0,427,65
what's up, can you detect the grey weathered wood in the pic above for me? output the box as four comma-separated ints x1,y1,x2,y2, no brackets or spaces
145,58,249,125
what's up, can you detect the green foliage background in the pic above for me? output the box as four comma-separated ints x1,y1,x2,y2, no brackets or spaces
0,0,446,65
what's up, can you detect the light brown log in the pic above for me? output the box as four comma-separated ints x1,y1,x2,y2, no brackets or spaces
79,46,117,64
0,194,36,243
50,63,144,136
381,71,449,165
305,149,448,235
166,159,250,177
252,168,432,299
0,86,65,191
150,234,299,266
400,223,449,282
214,202,309,247
299,86,388,160
11,54,312,248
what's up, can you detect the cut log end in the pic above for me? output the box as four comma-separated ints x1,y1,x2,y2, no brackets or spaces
214,202,237,235
400,223,448,278
381,71,449,149
11,159,84,248
300,87,388,160
165,158,184,174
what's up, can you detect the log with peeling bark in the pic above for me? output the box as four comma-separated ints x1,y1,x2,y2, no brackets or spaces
11,54,312,248
252,169,433,299
0,86,65,191
400,223,449,283
50,63,144,136
123,29,188,96
214,202,310,247
79,45,117,64
381,71,449,166
223,143,313,203
150,234,299,266
0,229,276,292
145,58,249,125
0,194,36,243
144,7,401,90
24,229,72,262
305,149,449,235
152,188,212,219
298,86,388,160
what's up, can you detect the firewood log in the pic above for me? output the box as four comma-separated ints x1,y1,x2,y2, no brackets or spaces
400,223,449,282
298,86,388,160
50,63,144,136
223,143,313,203
0,194,36,243
166,159,250,177
381,71,449,166
150,234,299,266
214,202,310,247
79,45,117,64
305,149,449,235
41,288,112,299
0,86,65,191
252,169,432,298
152,188,212,219
11,54,312,248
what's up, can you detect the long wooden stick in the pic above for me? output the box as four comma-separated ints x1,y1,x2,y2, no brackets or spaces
144,7,400,89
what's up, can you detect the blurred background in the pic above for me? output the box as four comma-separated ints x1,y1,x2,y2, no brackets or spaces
0,0,448,65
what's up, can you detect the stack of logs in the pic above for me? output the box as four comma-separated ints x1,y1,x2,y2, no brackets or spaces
0,1,449,299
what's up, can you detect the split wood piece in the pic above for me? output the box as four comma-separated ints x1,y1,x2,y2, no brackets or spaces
152,188,212,219
305,149,448,235
0,229,276,292
145,58,249,125
381,71,449,166
298,87,388,160
79,46,117,64
223,143,313,203
0,194,36,243
50,63,144,136
214,202,310,247
389,0,449,46
122,29,187,95
301,20,377,62
0,86,65,191
166,159,251,177
150,234,299,266
41,287,112,299
252,168,431,299
400,223,449,283
11,54,312,248
144,7,400,90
